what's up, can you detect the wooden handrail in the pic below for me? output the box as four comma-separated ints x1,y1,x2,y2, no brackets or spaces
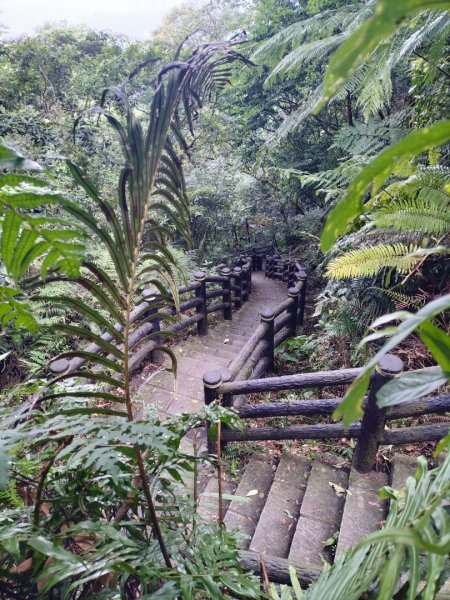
48,247,265,377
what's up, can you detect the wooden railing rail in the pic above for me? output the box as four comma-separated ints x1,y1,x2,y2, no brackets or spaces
48,251,256,378
204,350,449,471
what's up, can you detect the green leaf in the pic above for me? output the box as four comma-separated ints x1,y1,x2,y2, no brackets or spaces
336,294,450,424
317,0,450,108
289,565,304,599
333,368,372,426
418,321,450,372
28,536,80,563
320,121,450,252
0,449,9,490
377,369,449,407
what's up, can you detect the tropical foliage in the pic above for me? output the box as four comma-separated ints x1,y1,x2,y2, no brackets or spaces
1,0,449,596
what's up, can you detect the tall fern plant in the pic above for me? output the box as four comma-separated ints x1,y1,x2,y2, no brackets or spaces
0,44,259,597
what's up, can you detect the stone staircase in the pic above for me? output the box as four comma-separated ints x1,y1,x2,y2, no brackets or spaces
199,451,417,571
133,271,287,419
132,268,421,580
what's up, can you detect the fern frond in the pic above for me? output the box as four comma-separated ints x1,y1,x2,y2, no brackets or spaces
265,35,345,85
389,12,450,66
266,84,323,145
331,120,404,157
325,243,420,279
252,9,354,65
356,48,393,121
378,287,428,309
373,188,450,235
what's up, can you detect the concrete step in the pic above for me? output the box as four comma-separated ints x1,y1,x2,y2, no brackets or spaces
198,467,238,523
149,369,203,409
189,350,229,368
189,340,238,361
206,336,248,351
223,454,277,549
335,468,388,556
288,454,349,568
250,454,310,559
391,453,417,490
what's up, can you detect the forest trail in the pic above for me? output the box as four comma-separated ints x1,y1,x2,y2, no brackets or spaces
133,271,287,421
131,271,418,578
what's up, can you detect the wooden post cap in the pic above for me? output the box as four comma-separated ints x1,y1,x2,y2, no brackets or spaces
288,286,300,297
142,288,156,299
203,369,223,388
50,358,70,374
298,269,307,279
221,267,231,276
260,308,275,322
233,266,242,274
194,271,206,281
377,354,404,377
220,368,232,383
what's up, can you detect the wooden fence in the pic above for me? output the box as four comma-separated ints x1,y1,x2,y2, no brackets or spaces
49,245,274,379
203,254,450,473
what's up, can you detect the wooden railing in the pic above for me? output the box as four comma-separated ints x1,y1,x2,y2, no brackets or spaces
203,254,449,472
48,248,272,378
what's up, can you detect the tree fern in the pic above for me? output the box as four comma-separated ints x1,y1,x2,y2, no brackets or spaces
254,1,450,140
325,243,420,279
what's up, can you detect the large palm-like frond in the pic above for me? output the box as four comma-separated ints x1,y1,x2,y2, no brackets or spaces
0,41,250,574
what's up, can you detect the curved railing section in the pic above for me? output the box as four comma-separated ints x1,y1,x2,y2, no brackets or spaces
48,249,270,379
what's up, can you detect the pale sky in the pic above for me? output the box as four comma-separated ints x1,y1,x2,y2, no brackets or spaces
1,0,187,39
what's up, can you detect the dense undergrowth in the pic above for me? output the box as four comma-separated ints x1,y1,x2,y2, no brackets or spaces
0,0,449,597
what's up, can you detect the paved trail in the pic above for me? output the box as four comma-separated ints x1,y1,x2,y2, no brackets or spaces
133,271,286,420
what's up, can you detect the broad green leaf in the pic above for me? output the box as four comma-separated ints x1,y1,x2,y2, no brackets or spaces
335,294,450,424
377,547,405,600
320,121,450,252
333,368,373,426
317,0,450,108
418,321,450,371
28,536,80,563
0,192,63,209
1,211,21,272
377,369,449,407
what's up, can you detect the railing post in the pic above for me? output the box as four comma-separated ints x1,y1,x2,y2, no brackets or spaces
233,266,242,310
287,286,299,337
297,269,307,326
194,271,208,336
142,291,165,365
283,259,289,283
247,258,253,295
242,262,250,302
268,255,274,279
265,254,270,278
221,267,232,321
203,369,223,454
288,261,296,288
353,355,404,473
260,308,275,372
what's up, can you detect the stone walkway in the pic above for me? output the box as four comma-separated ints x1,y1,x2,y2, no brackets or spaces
133,271,287,421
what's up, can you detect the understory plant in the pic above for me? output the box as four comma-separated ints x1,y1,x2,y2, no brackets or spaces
0,42,262,598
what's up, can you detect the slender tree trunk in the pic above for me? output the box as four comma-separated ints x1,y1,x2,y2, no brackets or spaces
346,91,354,126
